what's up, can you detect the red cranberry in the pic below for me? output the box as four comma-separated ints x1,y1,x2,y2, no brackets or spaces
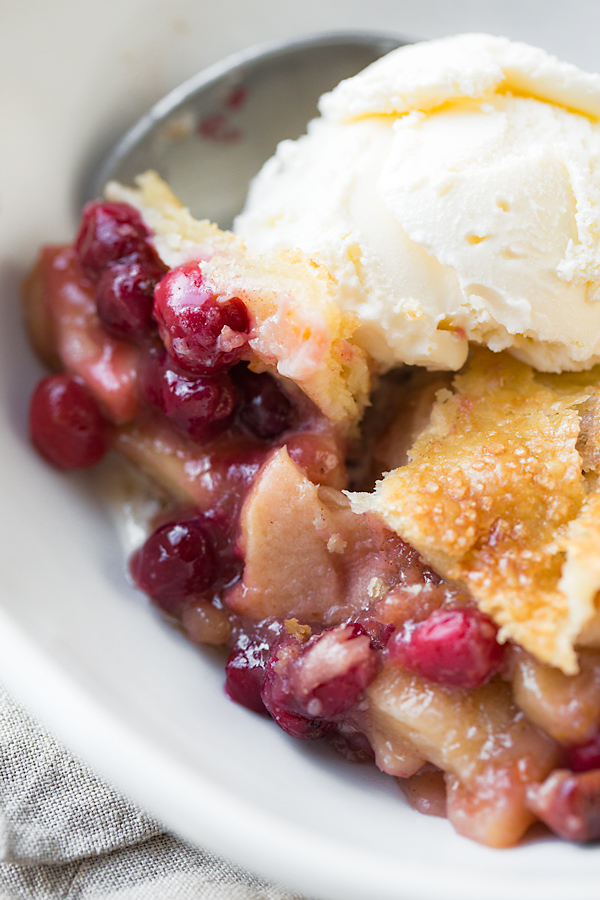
210,447,267,526
161,367,237,442
387,608,503,690
153,263,250,375
235,367,295,440
296,624,378,718
29,373,108,469
527,769,600,842
567,733,600,773
261,624,378,733
224,620,286,713
225,634,270,713
138,345,168,409
130,516,217,610
261,648,333,740
354,616,395,650
75,202,151,281
265,694,332,740
96,258,165,342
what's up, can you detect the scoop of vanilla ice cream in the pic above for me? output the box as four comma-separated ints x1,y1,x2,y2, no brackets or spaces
235,33,600,372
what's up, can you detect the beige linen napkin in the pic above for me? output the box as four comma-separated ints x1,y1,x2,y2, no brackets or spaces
0,687,307,900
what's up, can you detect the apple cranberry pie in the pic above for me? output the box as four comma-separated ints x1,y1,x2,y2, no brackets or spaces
24,171,600,848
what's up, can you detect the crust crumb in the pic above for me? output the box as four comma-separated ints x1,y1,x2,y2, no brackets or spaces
284,618,313,641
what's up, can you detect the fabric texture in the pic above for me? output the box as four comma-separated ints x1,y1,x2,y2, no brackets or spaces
0,687,306,900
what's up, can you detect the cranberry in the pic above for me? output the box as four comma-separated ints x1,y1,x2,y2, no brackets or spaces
130,516,217,611
261,649,333,740
138,345,168,409
29,373,108,469
296,624,378,718
567,733,600,773
96,258,165,342
261,624,378,735
235,368,295,440
225,634,270,713
387,608,504,690
161,367,237,442
224,620,286,713
355,616,394,650
153,263,250,375
75,202,151,281
137,347,238,442
527,769,600,842
198,505,241,577
210,447,267,526
265,694,331,740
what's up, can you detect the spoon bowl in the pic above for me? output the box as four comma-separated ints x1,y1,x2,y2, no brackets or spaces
84,32,403,228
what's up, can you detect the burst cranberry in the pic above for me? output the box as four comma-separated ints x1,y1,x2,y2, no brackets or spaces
130,516,217,610
355,616,394,650
75,201,151,280
96,258,165,342
235,368,295,440
387,608,504,690
567,733,600,773
261,624,378,734
265,695,332,740
261,648,333,740
161,367,237,441
29,374,108,469
527,769,600,842
295,624,378,718
153,263,250,374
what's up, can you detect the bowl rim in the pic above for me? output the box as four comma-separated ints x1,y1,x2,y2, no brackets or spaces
82,29,404,205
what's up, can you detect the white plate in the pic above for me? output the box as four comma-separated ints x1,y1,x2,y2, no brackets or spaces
3,2,600,898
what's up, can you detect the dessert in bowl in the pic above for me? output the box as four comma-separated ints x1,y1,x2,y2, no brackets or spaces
23,33,600,851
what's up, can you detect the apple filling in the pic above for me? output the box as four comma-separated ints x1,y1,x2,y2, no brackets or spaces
23,178,600,848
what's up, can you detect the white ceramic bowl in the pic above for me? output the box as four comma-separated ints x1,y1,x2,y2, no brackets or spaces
4,2,600,898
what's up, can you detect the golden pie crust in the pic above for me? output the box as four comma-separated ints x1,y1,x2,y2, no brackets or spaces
352,349,600,674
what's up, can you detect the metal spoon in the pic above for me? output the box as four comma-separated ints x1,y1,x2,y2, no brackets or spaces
83,31,404,229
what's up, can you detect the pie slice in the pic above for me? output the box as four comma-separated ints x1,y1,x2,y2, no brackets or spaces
23,173,600,848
